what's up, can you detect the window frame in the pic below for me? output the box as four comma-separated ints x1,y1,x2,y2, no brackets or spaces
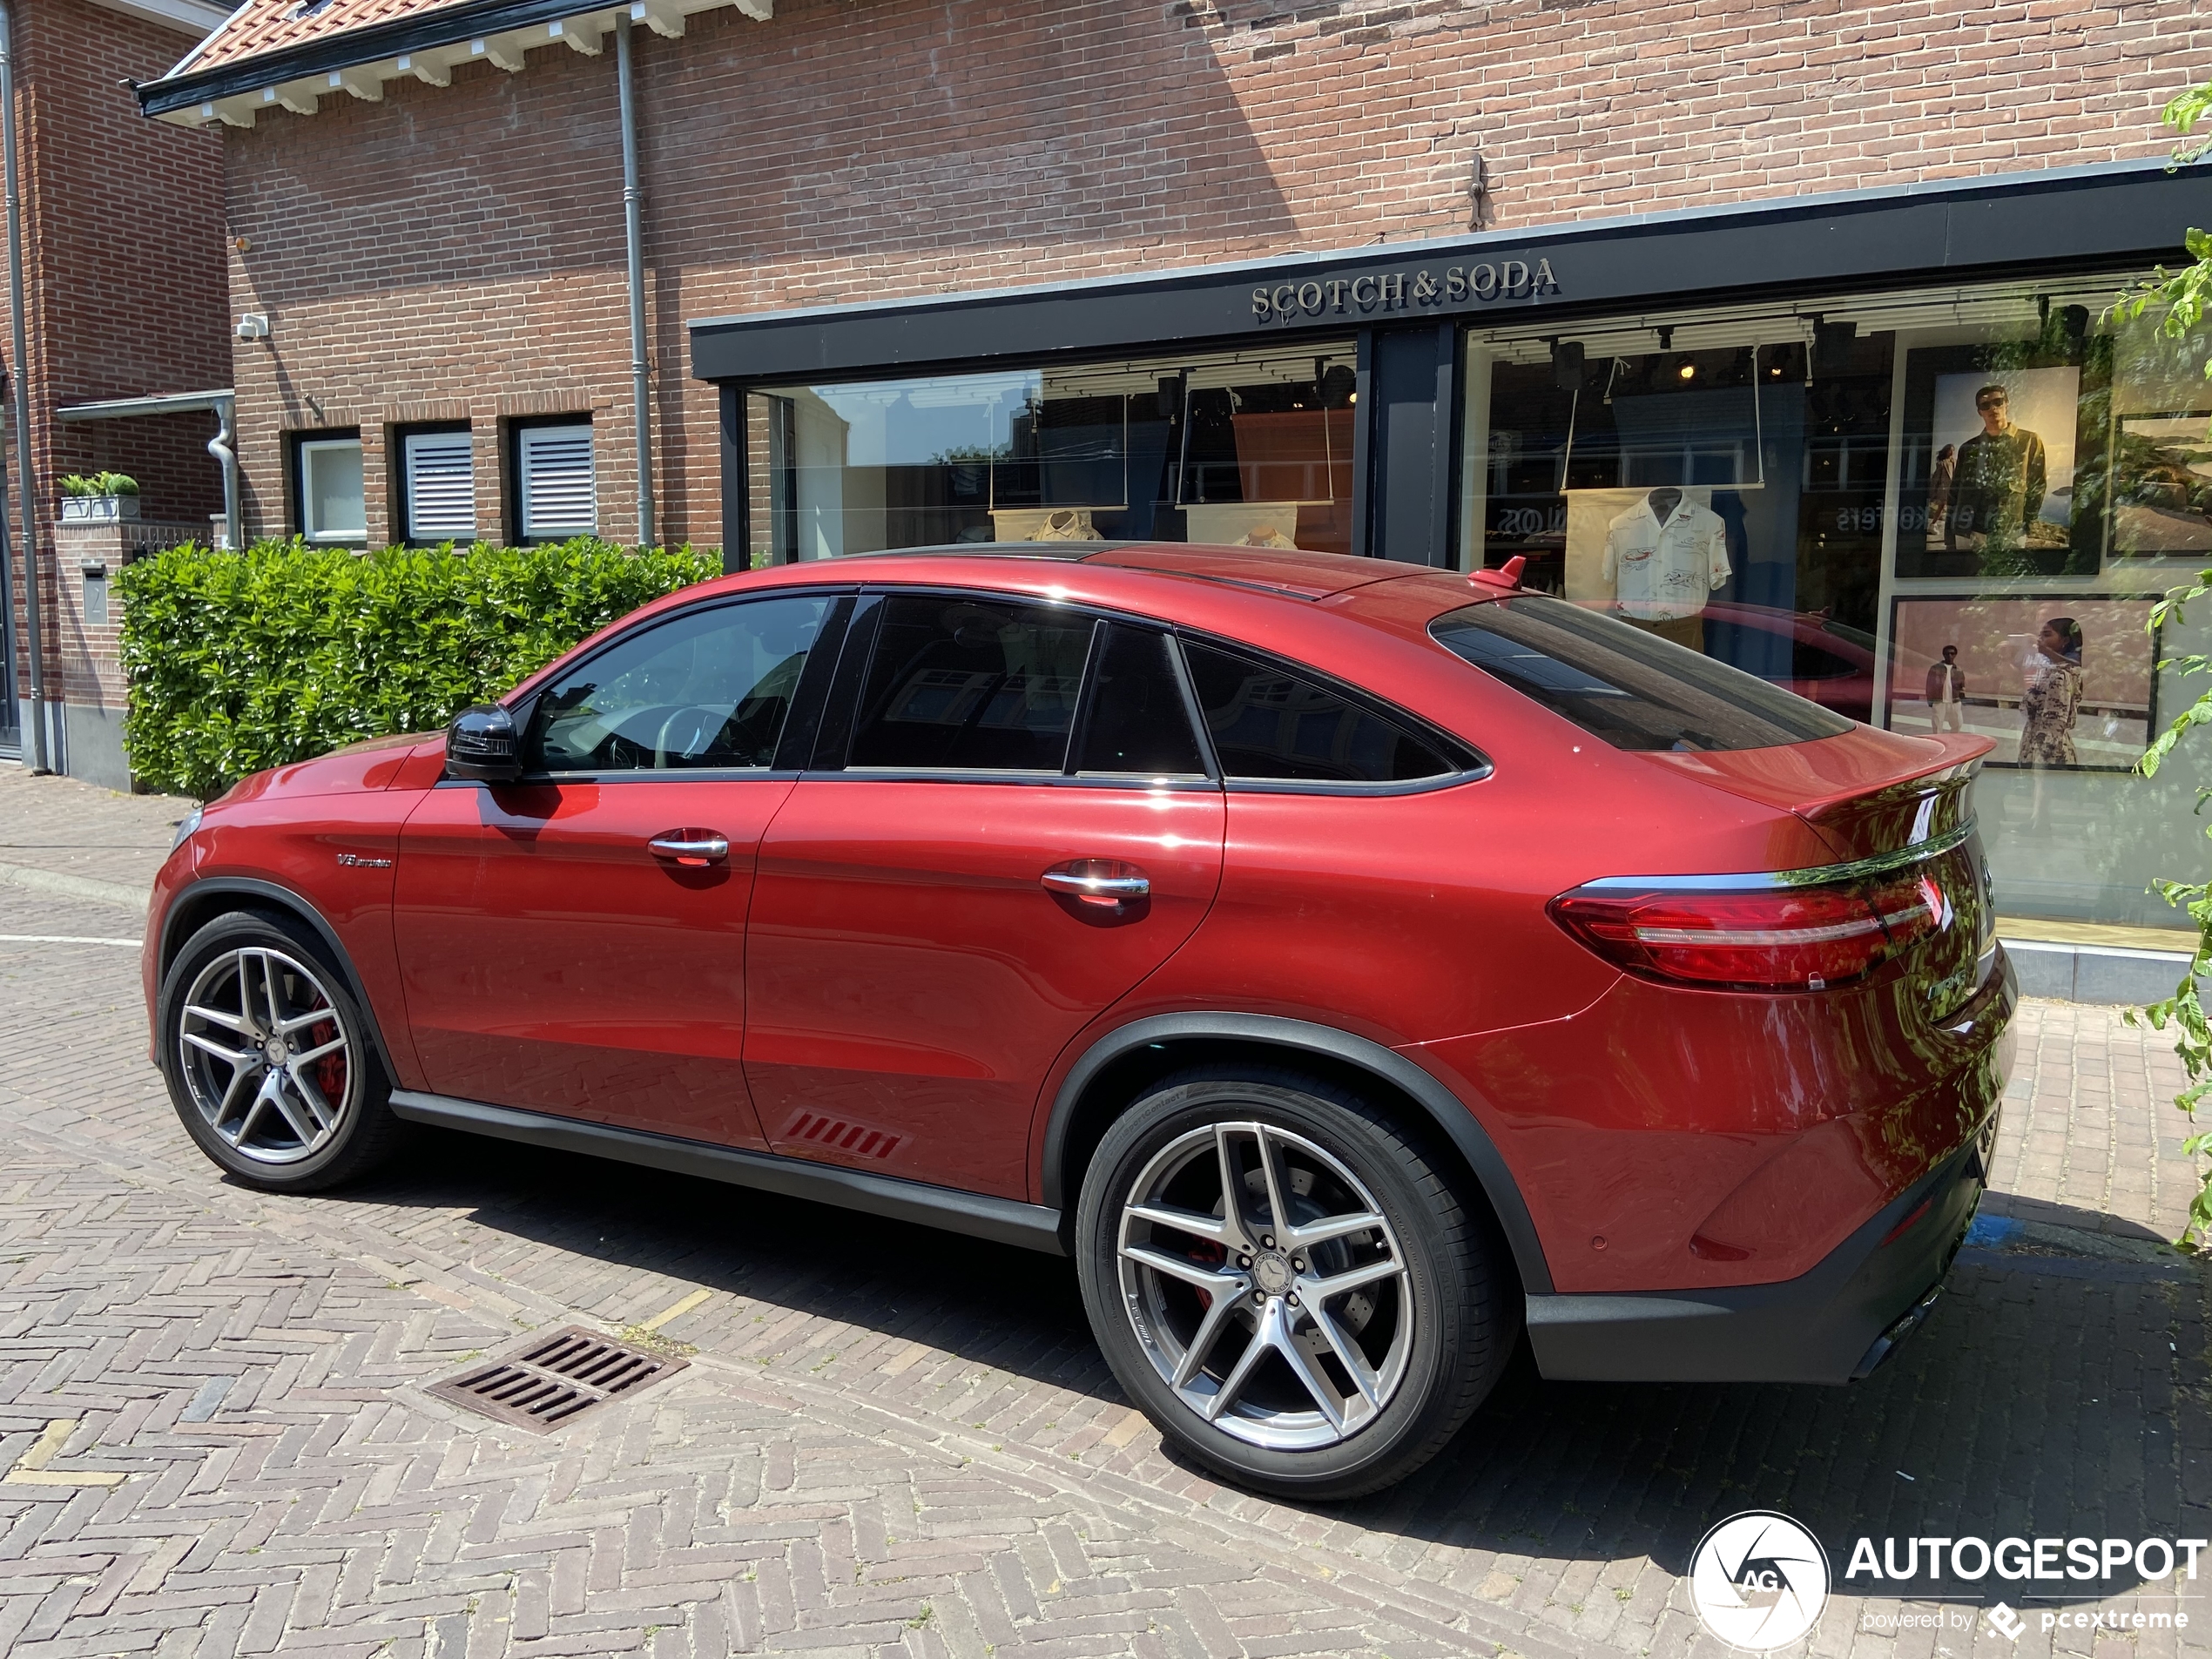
509,416,597,544
395,421,475,548
476,588,856,786
797,583,1487,794
293,430,366,546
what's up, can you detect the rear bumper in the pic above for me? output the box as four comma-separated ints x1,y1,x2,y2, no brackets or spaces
1525,1106,1997,1384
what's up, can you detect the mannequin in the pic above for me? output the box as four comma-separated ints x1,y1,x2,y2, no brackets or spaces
1600,486,1730,651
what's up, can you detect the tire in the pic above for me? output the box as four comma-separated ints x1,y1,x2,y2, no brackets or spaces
1075,1066,1515,1501
156,907,407,1192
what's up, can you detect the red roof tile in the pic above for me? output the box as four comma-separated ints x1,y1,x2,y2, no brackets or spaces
179,0,475,74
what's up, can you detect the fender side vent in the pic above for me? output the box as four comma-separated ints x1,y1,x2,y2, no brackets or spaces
428,1326,685,1433
786,1110,902,1158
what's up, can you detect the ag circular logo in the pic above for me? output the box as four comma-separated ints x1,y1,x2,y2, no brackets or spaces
1688,1511,1831,1651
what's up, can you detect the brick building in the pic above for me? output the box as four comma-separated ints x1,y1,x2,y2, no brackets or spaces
0,0,231,781
130,0,2212,933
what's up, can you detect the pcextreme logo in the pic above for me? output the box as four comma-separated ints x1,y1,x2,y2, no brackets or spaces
1688,1511,1831,1651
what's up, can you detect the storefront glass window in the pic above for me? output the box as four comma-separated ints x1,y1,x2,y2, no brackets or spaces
749,343,1357,561
1464,275,2212,930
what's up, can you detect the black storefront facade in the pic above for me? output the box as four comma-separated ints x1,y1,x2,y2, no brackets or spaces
692,160,2212,932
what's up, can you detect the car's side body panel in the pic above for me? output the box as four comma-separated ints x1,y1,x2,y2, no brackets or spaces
745,776,1227,1197
391,775,795,1146
172,759,428,1090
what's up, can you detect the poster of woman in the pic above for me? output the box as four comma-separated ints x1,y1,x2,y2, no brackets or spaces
1886,596,2155,772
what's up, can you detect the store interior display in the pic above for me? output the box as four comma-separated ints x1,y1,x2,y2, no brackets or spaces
752,346,1358,560
1478,332,1892,696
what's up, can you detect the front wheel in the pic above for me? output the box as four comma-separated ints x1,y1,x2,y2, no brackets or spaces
1075,1068,1515,1501
156,908,405,1192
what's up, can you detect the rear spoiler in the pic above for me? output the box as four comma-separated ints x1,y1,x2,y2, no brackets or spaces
1797,737,1992,864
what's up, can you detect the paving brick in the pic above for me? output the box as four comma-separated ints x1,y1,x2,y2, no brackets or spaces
3,771,2209,1656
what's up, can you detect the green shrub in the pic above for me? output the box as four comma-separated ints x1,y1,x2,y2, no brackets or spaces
117,537,723,798
61,471,138,496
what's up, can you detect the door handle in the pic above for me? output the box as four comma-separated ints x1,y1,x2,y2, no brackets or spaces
649,829,730,867
1042,859,1150,909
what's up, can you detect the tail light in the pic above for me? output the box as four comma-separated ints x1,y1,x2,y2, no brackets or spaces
1549,868,1945,993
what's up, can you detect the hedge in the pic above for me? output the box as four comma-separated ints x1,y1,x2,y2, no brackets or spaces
117,538,723,799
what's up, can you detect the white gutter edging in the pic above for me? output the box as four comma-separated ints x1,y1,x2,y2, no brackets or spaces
159,0,772,129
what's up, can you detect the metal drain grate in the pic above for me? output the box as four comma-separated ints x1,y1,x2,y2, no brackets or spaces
428,1326,686,1433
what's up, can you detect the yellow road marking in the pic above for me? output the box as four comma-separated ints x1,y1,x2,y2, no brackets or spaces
639,1287,711,1331
3,1418,128,1487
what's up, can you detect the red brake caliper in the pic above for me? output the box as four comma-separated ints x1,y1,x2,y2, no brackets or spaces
308,1006,346,1104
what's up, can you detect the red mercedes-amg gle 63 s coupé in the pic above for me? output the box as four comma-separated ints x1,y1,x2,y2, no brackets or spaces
146,543,2012,1498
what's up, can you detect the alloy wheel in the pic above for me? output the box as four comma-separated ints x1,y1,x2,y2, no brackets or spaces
175,945,356,1165
1115,1120,1415,1451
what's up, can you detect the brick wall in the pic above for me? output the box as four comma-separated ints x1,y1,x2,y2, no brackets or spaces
3,0,227,725
218,0,2207,550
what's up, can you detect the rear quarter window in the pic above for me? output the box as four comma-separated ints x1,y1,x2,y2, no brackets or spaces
1428,594,1856,752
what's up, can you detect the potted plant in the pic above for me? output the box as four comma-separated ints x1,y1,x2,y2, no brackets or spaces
59,471,140,523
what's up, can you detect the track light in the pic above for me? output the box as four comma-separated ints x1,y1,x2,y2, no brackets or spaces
1550,340,1584,392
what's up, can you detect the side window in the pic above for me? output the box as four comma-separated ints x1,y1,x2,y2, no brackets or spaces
296,434,365,544
1180,638,1455,785
848,594,1095,772
1076,624,1208,778
527,595,829,772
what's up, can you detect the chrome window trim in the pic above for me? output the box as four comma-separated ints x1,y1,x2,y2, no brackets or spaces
801,768,1222,792
438,767,805,789
1572,818,1979,894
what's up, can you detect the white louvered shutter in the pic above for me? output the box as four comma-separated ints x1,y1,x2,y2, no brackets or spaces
403,431,475,543
520,424,597,539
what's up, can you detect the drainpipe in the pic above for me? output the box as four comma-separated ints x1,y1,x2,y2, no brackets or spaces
616,14,654,548
0,1,46,772
208,393,239,550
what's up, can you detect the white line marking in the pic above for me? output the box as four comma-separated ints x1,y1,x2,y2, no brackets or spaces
0,934,141,948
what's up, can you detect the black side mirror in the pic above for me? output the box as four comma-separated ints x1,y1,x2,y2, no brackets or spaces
445,704,522,783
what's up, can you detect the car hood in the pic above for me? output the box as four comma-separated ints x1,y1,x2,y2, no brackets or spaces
213,730,438,808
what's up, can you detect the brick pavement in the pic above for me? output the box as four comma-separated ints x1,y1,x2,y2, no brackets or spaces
0,765,197,907
2,771,2210,1656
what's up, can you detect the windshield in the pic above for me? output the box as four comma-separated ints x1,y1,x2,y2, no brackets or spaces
1429,594,1857,752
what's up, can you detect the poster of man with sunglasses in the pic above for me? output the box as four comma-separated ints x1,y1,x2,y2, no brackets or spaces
1926,368,2077,576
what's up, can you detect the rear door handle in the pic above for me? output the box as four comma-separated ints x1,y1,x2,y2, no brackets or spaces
1042,859,1150,908
649,829,730,867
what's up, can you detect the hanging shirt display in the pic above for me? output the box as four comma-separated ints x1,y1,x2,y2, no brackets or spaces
1600,494,1731,621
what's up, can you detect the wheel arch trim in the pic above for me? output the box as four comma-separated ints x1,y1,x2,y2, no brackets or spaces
157,875,405,1087
1041,1012,1555,1294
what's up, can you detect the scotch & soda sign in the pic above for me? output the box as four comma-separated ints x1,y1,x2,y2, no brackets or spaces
1251,256,1560,324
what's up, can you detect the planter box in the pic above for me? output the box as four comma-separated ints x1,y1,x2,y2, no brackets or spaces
60,495,139,523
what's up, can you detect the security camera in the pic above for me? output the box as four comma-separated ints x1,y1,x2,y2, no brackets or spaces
235,314,270,341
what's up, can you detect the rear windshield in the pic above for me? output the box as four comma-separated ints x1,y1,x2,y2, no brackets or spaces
1428,595,1856,752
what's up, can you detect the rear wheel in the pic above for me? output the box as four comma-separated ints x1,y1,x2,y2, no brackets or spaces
157,909,405,1191
1076,1068,1514,1500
